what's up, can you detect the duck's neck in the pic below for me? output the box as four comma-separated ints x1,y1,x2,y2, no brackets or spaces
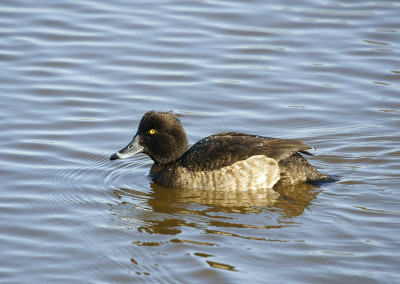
149,134,189,165
149,162,178,183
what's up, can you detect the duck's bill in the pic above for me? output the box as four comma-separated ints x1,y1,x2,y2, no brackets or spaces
110,135,144,160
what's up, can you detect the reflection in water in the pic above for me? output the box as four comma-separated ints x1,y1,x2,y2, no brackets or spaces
111,182,321,233
206,260,238,272
148,183,280,211
110,183,322,274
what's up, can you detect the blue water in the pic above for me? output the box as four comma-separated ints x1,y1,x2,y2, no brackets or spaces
1,0,399,283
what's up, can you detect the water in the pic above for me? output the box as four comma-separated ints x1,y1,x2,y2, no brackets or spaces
1,0,399,283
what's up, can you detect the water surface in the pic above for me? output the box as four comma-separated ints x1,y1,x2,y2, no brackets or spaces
1,0,399,283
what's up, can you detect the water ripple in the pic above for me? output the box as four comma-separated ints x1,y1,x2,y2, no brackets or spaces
1,0,400,283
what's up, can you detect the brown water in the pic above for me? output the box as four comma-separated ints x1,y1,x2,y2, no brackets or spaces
1,0,399,283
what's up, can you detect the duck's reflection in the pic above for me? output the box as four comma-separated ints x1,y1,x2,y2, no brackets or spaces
110,183,322,275
111,182,322,232
148,183,280,211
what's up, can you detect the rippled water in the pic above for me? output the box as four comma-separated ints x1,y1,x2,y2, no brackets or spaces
1,0,399,283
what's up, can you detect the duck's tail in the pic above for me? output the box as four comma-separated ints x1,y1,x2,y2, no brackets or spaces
277,153,335,186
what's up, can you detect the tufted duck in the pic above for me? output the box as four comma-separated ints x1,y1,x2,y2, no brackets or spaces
110,111,330,190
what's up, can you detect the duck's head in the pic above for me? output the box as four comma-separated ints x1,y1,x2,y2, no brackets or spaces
110,111,189,164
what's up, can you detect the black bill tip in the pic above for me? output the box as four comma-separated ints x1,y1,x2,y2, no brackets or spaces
110,153,120,160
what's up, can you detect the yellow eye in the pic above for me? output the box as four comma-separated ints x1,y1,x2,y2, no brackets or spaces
149,129,156,134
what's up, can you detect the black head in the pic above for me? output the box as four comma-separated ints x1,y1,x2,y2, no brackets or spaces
110,111,189,164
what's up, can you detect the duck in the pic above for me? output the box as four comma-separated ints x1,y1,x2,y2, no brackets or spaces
110,111,330,190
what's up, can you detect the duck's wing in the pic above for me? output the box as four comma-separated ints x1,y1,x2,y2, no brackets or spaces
179,132,314,171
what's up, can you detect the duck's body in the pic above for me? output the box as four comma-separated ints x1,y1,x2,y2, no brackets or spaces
110,111,329,190
149,133,281,190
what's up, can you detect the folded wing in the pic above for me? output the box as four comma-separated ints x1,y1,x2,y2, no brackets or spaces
179,132,314,171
